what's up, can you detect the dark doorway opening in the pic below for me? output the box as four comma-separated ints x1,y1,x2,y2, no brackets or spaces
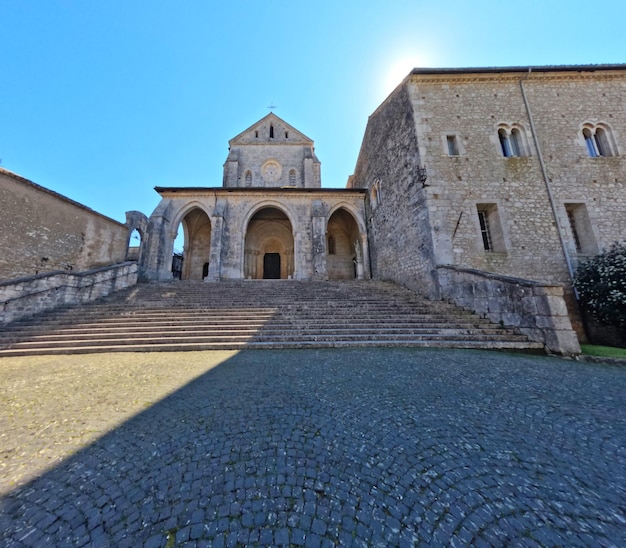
263,253,281,279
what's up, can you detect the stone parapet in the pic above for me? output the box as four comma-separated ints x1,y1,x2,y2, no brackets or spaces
436,265,581,355
0,262,138,326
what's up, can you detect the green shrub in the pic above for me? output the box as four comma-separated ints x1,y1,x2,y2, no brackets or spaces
575,242,626,329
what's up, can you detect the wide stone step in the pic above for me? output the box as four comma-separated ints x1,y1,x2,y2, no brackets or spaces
0,280,546,356
0,339,545,357
3,326,528,344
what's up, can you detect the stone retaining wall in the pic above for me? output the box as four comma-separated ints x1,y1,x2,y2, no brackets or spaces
0,262,138,325
437,265,581,355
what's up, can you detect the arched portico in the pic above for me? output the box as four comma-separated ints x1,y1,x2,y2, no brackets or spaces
244,207,294,279
326,207,365,279
177,207,212,280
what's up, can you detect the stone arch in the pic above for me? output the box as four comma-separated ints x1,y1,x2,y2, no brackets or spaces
175,206,212,280
326,207,363,280
243,206,294,279
125,211,148,263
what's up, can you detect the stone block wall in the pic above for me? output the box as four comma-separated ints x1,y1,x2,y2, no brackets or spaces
223,114,321,188
437,265,581,355
0,168,129,281
522,71,626,267
352,85,440,297
0,262,138,325
405,68,625,283
407,73,569,284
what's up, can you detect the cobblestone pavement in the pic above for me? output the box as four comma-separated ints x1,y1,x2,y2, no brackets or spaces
1,348,625,547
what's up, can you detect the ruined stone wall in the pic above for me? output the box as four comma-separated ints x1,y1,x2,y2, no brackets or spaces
352,85,439,297
0,169,129,281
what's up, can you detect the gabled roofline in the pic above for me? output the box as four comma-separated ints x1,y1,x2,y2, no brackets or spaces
228,112,314,146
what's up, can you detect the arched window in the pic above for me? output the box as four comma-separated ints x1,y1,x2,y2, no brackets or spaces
498,128,512,157
498,124,528,158
269,125,274,139
510,128,522,157
582,123,617,157
245,170,252,187
289,169,296,186
583,128,597,157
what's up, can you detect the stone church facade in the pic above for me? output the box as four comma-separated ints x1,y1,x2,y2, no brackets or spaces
138,113,370,283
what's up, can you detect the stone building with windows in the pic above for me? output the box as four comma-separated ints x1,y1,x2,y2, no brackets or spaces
138,113,369,282
350,64,626,336
134,65,625,342
5,64,623,348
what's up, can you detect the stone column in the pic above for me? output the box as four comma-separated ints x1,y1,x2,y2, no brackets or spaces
354,239,364,280
311,200,328,280
206,200,226,282
142,201,174,282
287,248,294,279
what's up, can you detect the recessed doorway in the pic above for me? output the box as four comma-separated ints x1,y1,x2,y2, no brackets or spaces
263,253,281,279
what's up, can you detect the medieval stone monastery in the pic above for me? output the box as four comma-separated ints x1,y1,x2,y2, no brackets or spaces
1,65,625,354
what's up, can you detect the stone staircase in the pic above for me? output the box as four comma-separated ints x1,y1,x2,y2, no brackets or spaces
0,280,545,356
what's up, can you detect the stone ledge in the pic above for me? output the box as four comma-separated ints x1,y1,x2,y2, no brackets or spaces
436,265,581,356
0,262,138,326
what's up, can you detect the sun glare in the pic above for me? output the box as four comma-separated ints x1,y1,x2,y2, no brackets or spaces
381,52,439,98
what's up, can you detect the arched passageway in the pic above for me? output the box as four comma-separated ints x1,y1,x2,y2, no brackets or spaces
327,208,362,279
244,207,294,279
126,229,142,261
177,208,212,280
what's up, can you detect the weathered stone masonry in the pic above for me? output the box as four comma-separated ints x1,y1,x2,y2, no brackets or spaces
3,66,625,353
0,168,129,280
352,65,626,351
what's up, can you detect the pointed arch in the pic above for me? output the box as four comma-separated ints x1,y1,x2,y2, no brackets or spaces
125,211,148,263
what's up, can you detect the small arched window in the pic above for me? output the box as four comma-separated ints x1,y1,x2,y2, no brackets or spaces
269,125,274,139
583,124,616,157
498,128,512,157
245,170,252,187
328,235,336,255
498,124,528,157
510,128,522,157
289,169,296,186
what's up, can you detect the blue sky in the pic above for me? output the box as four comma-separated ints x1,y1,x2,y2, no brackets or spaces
1,1,625,223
